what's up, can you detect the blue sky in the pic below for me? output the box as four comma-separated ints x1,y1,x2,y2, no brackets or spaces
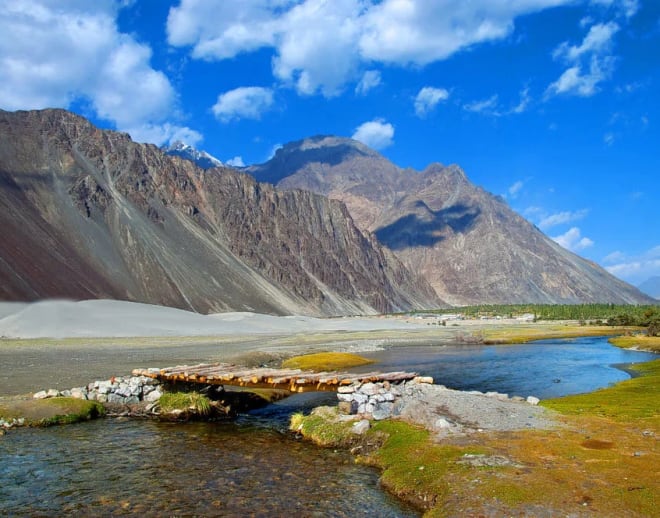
1,0,658,287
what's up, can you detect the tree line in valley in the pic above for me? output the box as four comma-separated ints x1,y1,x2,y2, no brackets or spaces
417,304,660,336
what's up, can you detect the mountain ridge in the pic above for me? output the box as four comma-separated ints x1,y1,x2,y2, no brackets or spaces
248,136,654,305
0,109,441,316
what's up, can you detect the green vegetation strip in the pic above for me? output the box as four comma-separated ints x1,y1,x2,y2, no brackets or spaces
609,335,660,353
0,397,105,427
281,352,374,371
542,359,660,420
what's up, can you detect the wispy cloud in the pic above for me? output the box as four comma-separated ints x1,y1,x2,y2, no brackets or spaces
603,245,660,283
538,209,589,230
463,95,500,116
355,70,382,95
552,227,595,251
464,87,532,117
414,87,449,117
507,180,524,199
546,22,619,98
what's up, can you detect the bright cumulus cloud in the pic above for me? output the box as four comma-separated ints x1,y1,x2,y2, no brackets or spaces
414,87,449,117
552,227,594,252
352,119,394,150
167,0,575,97
212,87,274,122
0,0,195,145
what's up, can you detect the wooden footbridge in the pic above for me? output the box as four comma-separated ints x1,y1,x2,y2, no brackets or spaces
132,363,419,393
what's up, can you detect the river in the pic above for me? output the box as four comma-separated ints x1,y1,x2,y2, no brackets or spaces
0,336,655,516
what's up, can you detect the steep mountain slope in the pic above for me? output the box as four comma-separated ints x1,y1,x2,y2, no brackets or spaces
0,110,440,315
249,136,654,305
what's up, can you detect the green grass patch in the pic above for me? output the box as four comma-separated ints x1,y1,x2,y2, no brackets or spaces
541,359,660,421
609,335,660,353
159,392,212,416
0,397,105,426
281,352,374,371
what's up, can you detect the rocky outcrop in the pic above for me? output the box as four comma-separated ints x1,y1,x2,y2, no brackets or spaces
249,136,655,305
0,109,440,315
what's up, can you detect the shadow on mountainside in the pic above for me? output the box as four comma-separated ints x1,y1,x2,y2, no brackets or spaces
375,202,481,250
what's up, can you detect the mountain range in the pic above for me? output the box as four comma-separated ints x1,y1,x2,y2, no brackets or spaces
0,109,439,316
248,135,653,306
0,110,653,315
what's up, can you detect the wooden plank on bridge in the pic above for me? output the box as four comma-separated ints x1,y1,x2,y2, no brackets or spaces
132,363,418,393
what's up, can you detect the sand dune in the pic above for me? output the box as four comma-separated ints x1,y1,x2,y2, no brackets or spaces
0,299,423,339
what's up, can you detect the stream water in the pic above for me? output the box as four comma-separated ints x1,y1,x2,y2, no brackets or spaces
0,336,655,516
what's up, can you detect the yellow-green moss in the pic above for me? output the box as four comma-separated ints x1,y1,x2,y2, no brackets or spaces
281,352,374,371
0,397,105,426
481,325,638,344
290,355,660,516
290,407,357,447
541,359,660,421
609,335,660,353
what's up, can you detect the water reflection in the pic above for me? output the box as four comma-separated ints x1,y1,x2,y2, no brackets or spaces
357,336,656,398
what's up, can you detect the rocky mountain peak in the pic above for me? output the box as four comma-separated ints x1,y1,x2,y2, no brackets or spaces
247,135,655,306
161,140,223,169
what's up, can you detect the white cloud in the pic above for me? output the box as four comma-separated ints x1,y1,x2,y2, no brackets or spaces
168,0,574,97
351,119,394,150
414,87,449,117
0,0,193,146
212,86,274,122
539,209,589,230
590,0,639,18
267,143,283,160
553,22,619,62
226,156,246,167
551,227,594,252
127,123,203,147
507,181,524,199
464,95,499,114
546,22,619,98
511,87,532,114
604,245,660,284
355,70,382,95
272,0,364,96
359,0,571,65
604,132,615,146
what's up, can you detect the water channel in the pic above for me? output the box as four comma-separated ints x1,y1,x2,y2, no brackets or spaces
0,336,655,516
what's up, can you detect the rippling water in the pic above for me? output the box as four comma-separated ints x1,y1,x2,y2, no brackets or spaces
0,416,418,517
1,336,655,516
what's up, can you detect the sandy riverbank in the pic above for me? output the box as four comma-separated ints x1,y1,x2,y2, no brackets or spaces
0,298,629,396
